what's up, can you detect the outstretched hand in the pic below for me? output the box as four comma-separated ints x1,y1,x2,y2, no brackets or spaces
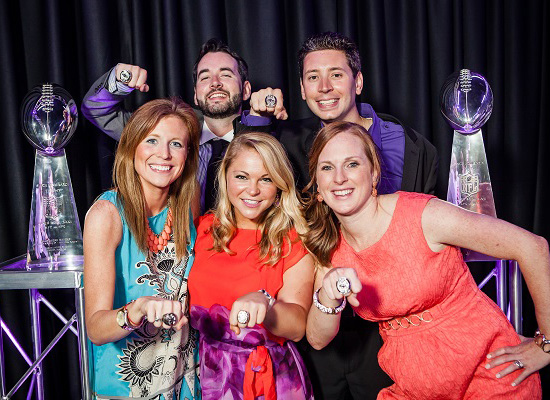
131,296,188,331
320,267,362,307
485,335,550,386
229,291,271,335
115,63,150,92
249,87,288,120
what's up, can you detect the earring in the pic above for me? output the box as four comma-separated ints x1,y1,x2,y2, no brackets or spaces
274,194,280,207
317,193,324,202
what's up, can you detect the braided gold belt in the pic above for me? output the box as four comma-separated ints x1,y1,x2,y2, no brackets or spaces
380,310,434,331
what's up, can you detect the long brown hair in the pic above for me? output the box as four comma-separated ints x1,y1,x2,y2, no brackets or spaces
210,132,307,265
113,97,200,260
304,121,381,267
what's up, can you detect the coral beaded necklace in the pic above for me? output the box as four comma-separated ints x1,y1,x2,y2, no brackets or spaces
146,207,173,253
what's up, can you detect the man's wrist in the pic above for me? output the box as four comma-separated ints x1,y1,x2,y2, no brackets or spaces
241,110,271,126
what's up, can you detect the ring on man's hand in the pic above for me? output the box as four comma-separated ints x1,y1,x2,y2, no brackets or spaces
162,313,177,326
265,94,277,108
336,276,352,296
154,316,161,322
237,310,250,325
119,69,132,84
514,360,524,369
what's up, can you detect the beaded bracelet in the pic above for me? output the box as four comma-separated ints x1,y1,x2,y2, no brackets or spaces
313,288,346,314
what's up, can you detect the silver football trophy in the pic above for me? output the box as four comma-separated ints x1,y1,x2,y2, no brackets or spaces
21,83,82,270
440,69,495,261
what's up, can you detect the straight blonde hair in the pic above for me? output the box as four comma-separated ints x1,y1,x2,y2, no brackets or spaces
113,97,200,260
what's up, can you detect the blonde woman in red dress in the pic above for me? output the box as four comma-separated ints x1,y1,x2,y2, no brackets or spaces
188,132,315,399
304,121,548,399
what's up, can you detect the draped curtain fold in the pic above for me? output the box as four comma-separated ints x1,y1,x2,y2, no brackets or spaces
0,0,548,397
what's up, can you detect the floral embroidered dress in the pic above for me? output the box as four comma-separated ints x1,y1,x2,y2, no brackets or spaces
89,191,201,400
188,214,314,400
331,192,541,399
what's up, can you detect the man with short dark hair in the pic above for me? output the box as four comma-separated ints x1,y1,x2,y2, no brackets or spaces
279,32,438,194
82,38,285,212
275,32,438,400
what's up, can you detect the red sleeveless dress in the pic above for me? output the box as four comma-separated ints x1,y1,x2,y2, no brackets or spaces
331,192,541,399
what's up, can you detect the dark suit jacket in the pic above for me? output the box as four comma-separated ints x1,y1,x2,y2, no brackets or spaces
277,113,438,195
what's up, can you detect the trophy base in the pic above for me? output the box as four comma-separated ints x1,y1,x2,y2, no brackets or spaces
26,254,83,271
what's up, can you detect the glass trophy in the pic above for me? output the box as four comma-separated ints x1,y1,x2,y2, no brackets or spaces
440,69,495,261
21,83,83,270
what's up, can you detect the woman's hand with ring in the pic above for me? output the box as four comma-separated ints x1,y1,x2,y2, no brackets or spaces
229,291,272,335
321,267,362,307
485,335,550,386
134,296,187,330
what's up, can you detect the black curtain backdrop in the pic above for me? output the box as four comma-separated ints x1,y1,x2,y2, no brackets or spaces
0,0,548,398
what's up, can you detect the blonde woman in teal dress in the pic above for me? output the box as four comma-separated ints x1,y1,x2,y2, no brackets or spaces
83,98,201,399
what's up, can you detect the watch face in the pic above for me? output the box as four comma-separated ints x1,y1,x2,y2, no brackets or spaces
116,309,126,328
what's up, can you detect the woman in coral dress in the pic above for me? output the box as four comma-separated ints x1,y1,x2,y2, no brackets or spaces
304,121,549,399
188,133,315,399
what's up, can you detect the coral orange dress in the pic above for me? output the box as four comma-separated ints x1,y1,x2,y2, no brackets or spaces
331,192,541,399
188,214,314,400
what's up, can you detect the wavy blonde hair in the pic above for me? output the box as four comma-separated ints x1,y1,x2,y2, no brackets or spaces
210,132,306,265
304,121,381,267
113,97,200,260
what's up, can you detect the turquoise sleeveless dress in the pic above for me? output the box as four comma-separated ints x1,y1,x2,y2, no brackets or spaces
89,191,201,400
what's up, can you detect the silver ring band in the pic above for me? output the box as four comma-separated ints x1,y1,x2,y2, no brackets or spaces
237,310,250,325
265,94,277,108
514,360,524,369
162,312,177,326
336,276,351,296
119,69,132,84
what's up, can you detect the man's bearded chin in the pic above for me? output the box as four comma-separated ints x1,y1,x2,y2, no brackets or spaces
198,92,243,119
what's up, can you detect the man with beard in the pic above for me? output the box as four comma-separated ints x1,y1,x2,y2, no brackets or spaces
81,38,286,212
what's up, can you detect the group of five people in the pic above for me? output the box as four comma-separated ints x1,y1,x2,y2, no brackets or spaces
83,32,550,399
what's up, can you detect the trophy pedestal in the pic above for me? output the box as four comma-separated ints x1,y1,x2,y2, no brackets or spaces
27,150,83,271
0,255,91,399
447,129,497,262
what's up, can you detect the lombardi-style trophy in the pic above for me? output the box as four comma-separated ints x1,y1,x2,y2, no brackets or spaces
440,69,495,261
21,83,83,270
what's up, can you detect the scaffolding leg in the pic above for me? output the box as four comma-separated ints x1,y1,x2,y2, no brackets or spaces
509,260,523,334
29,289,44,400
495,260,508,313
75,286,91,400
0,315,5,398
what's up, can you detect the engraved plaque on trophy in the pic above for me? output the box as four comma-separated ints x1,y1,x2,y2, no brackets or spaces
440,69,495,261
21,83,83,270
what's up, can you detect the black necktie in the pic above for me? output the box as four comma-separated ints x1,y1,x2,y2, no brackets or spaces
204,139,229,212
